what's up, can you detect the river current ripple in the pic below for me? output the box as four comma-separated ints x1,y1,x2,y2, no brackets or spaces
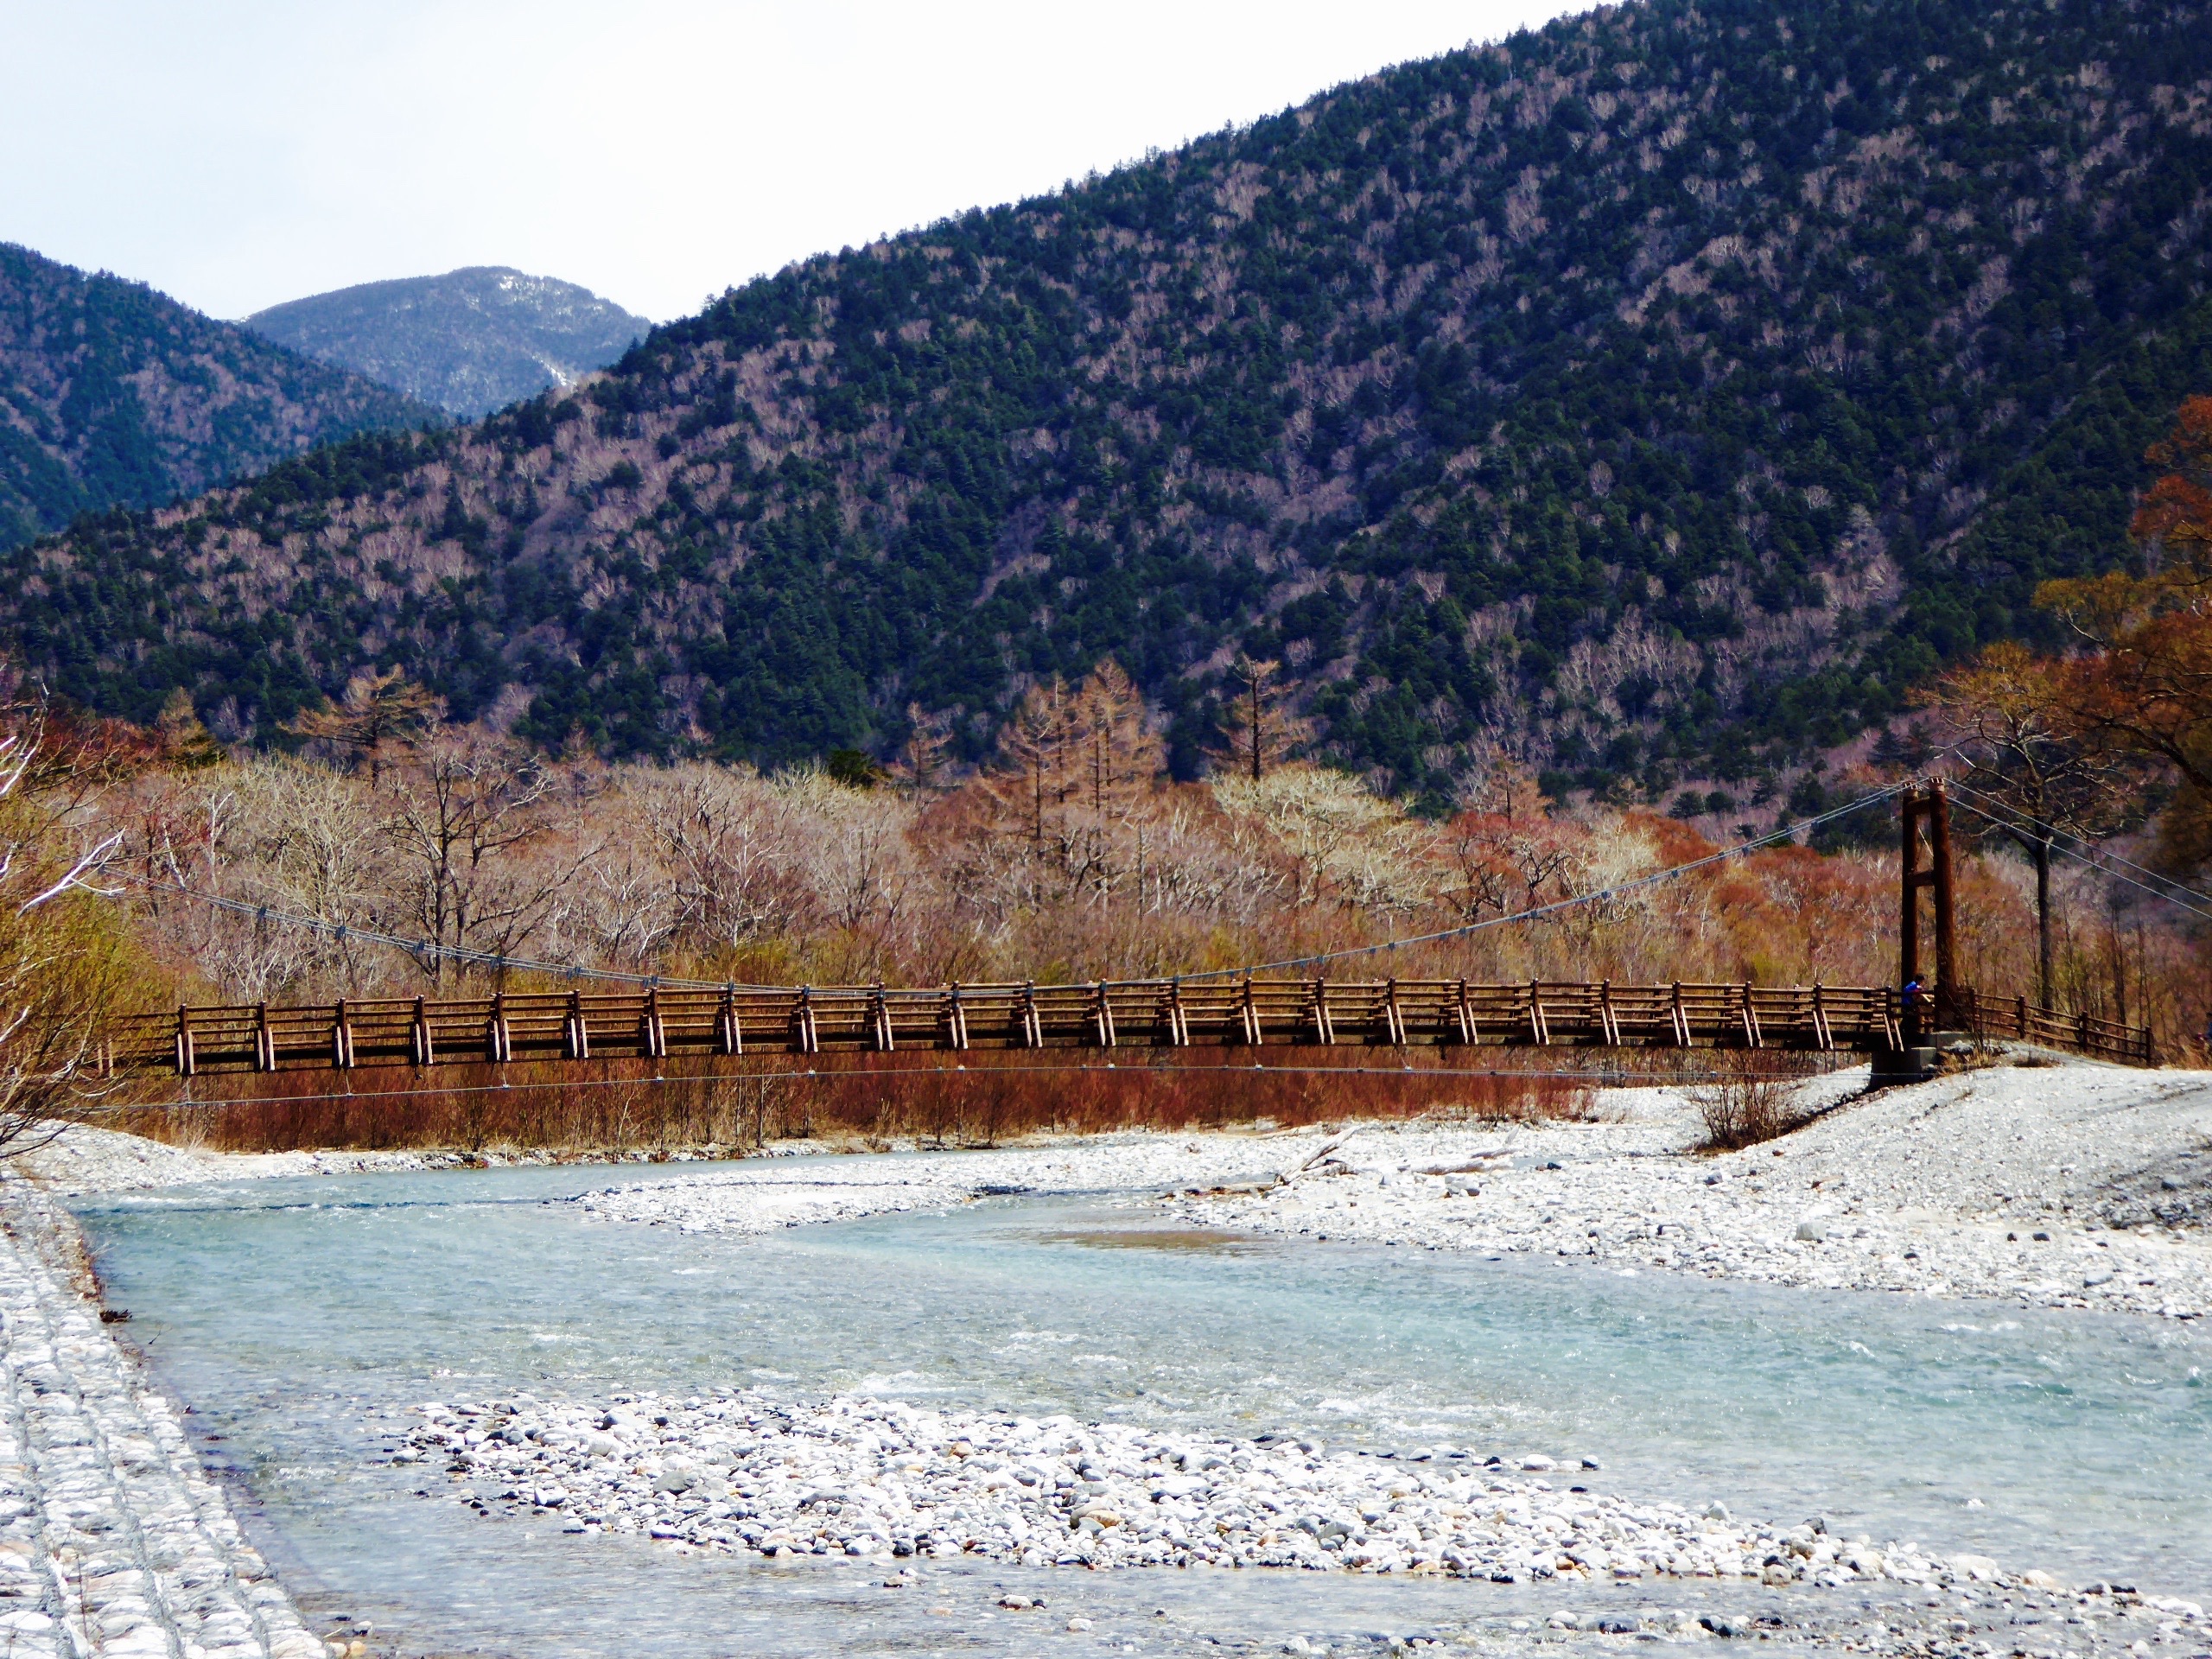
70,1162,2211,1656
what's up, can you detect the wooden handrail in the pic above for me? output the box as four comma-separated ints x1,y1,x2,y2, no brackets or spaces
93,978,2154,1077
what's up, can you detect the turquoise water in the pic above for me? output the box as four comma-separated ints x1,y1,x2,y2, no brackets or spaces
70,1163,2210,1656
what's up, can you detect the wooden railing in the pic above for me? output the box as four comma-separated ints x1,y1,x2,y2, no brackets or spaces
1933,987,2154,1067
94,978,2153,1077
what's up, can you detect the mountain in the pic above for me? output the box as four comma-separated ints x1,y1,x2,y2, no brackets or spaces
244,269,651,419
0,243,434,551
6,0,2211,803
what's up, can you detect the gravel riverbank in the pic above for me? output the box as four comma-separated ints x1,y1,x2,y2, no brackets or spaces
391,1386,2039,1583
0,1178,327,1659
562,1055,2212,1320
1165,1059,2212,1320
391,1385,2210,1656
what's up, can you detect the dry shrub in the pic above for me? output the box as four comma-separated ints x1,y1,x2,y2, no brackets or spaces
113,1048,1602,1155
1688,1052,1824,1152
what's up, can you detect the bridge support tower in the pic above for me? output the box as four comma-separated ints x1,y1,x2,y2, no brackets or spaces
1875,780,1958,1083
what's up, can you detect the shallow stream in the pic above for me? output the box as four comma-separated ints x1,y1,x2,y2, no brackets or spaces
70,1160,2212,1656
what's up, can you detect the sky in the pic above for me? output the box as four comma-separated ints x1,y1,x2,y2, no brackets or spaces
1,0,1576,325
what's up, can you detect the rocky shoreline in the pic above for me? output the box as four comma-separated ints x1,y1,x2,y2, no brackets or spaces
1160,1067,2212,1322
0,1178,327,1659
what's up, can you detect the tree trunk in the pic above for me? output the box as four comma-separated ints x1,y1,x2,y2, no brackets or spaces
1249,680,1262,783
2034,834,2053,1007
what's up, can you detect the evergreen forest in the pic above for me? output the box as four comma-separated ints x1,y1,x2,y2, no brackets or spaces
6,0,2211,810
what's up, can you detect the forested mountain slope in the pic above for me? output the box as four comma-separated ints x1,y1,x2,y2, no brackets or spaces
0,245,434,551
7,0,2211,803
245,268,650,418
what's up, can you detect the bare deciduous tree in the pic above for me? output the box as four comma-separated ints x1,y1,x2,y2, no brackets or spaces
1918,642,2136,1003
380,729,576,982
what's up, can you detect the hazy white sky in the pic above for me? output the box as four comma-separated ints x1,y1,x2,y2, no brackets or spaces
1,1,1574,323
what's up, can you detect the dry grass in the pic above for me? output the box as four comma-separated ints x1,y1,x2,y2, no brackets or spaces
111,1048,1610,1156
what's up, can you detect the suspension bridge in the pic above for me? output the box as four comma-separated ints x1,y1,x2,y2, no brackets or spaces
99,783,2159,1081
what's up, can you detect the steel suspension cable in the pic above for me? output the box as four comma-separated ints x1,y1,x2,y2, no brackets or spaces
105,781,1910,991
1177,780,1910,980
1939,790,2212,925
1939,778,2212,914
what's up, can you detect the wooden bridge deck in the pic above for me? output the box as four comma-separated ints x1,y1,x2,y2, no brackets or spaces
101,979,2153,1077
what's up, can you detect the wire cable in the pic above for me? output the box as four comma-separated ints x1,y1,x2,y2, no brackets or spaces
133,1055,1839,1114
1941,778,2212,912
106,781,1909,992
1941,791,2212,925
1177,780,1910,980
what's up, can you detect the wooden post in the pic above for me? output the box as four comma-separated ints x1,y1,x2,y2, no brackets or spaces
1311,979,1335,1046
1929,783,1958,1001
717,986,742,1057
411,997,433,1067
175,1005,196,1077
944,984,969,1052
1900,779,1962,1037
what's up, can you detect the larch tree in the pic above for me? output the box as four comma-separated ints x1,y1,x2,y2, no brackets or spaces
988,678,1077,887
1916,642,2134,1005
2038,396,2212,823
285,669,445,782
1218,657,1300,784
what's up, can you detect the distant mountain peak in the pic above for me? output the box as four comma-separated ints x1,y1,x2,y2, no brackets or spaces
245,268,650,418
